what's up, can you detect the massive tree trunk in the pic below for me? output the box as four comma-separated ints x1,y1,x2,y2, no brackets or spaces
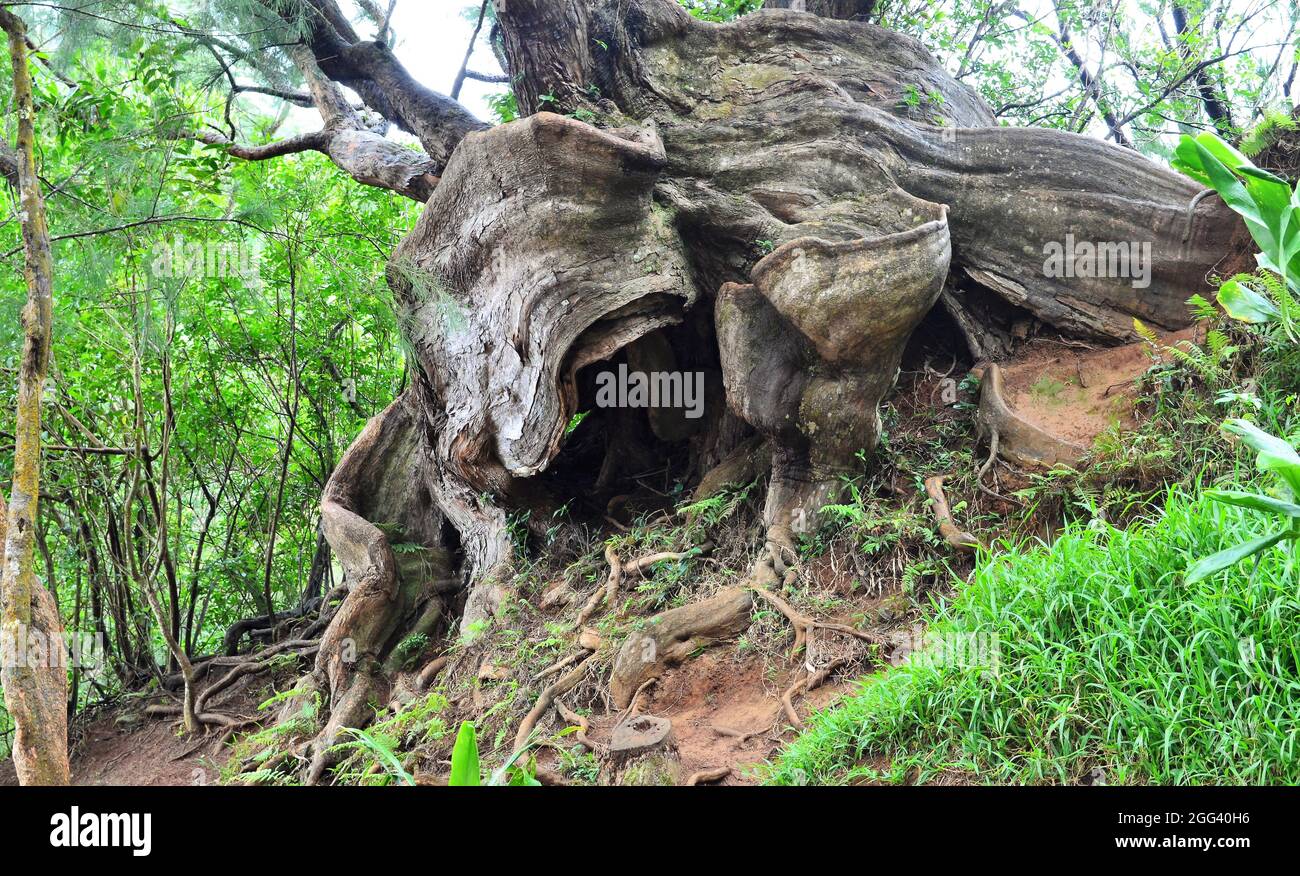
271,0,1240,775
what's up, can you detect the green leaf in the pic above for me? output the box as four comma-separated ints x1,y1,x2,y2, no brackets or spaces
1185,529,1292,584
1222,419,1300,498
1216,279,1278,324
1204,489,1300,518
449,721,480,786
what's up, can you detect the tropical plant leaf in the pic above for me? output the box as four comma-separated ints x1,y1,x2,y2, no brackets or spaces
1222,419,1300,498
1204,489,1300,518
1185,529,1292,584
449,721,480,787
1216,279,1279,323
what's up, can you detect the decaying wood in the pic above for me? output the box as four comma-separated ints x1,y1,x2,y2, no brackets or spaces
601,713,681,786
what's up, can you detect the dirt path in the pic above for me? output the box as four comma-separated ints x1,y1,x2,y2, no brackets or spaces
1,708,223,786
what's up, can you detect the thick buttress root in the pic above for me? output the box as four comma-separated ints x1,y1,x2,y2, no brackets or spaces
305,389,454,783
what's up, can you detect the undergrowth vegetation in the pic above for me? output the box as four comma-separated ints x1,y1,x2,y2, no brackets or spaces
769,484,1300,785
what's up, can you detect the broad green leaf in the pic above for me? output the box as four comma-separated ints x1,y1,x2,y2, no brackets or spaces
1222,419,1300,498
1189,134,1298,284
449,721,480,787
1204,489,1300,518
1193,131,1253,172
1216,279,1278,324
1185,529,1292,583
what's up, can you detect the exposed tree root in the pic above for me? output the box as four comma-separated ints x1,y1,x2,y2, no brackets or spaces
573,545,621,630
194,640,319,714
975,363,1082,507
780,669,808,729
711,724,769,746
574,543,711,632
416,655,450,691
748,583,879,658
535,649,589,682
686,766,732,786
622,678,656,719
144,703,258,731
514,653,594,752
554,699,603,753
923,475,981,552
781,657,850,731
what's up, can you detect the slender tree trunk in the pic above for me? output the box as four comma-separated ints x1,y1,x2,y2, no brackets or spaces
0,8,70,786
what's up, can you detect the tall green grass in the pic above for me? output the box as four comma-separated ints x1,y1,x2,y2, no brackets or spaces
768,486,1300,785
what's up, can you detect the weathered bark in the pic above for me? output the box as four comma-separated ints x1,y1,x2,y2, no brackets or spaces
379,2,1235,550
195,44,443,201
388,110,695,627
282,0,488,170
308,389,453,783
0,9,70,786
274,0,1243,769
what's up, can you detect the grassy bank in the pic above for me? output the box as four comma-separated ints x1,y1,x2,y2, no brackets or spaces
768,484,1300,785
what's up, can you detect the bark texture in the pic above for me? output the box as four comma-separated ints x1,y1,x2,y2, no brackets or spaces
299,0,1242,770
0,9,70,786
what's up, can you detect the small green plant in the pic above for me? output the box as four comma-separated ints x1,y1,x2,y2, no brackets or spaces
393,632,429,668
679,0,763,22
1186,419,1300,582
449,721,480,786
565,410,590,435
487,90,518,124
1028,374,1069,402
337,727,414,785
1133,318,1237,385
1239,110,1298,158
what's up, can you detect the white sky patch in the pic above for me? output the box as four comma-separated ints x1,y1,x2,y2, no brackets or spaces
387,0,504,124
